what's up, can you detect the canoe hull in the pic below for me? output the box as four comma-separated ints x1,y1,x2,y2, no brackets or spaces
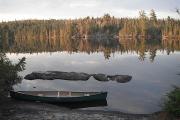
10,91,107,103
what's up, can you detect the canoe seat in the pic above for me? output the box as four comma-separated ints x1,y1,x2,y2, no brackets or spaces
84,93,90,96
58,91,71,97
37,94,44,96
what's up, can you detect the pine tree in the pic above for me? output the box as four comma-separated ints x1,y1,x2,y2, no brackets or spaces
150,9,157,22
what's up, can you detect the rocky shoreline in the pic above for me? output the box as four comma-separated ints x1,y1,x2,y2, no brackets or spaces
0,99,162,120
24,71,132,83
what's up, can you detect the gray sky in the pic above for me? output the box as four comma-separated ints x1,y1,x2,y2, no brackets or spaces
0,0,179,21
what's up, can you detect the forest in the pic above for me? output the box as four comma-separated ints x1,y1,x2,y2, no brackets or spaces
0,10,180,61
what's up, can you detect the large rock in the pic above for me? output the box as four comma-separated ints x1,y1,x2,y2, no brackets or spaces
93,74,109,81
107,75,132,83
24,71,91,81
93,74,132,83
24,71,132,83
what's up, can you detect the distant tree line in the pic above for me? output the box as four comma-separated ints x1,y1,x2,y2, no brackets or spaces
0,10,179,47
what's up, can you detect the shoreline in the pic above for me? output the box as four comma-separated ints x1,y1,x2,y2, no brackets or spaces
0,98,165,120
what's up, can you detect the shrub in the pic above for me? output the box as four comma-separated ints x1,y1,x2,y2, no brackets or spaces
163,86,180,118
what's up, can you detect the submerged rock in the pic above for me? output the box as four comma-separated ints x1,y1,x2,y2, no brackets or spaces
24,71,91,81
107,75,132,83
93,74,109,81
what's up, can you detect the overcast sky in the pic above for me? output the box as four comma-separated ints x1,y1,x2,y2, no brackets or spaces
0,0,179,21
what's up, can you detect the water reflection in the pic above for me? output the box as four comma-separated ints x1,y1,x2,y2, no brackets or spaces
9,51,180,114
1,36,180,62
1,30,180,114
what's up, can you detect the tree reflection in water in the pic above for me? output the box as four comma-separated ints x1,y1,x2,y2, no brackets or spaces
0,53,26,101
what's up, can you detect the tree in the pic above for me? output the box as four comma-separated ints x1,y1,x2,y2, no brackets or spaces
175,8,180,16
103,13,111,20
150,9,157,23
139,10,147,20
0,53,26,101
139,10,148,36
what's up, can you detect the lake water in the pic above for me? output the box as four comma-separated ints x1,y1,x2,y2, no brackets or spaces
7,50,180,114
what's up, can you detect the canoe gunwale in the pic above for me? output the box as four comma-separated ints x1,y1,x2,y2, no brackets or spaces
10,90,107,99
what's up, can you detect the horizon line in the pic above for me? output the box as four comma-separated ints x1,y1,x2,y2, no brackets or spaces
0,14,179,23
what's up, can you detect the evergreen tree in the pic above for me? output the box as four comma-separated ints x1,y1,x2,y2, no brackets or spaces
150,9,157,24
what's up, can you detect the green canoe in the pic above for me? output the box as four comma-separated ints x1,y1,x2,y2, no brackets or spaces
10,90,107,103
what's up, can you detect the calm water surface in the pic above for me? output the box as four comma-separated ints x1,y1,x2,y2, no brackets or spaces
7,51,180,114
